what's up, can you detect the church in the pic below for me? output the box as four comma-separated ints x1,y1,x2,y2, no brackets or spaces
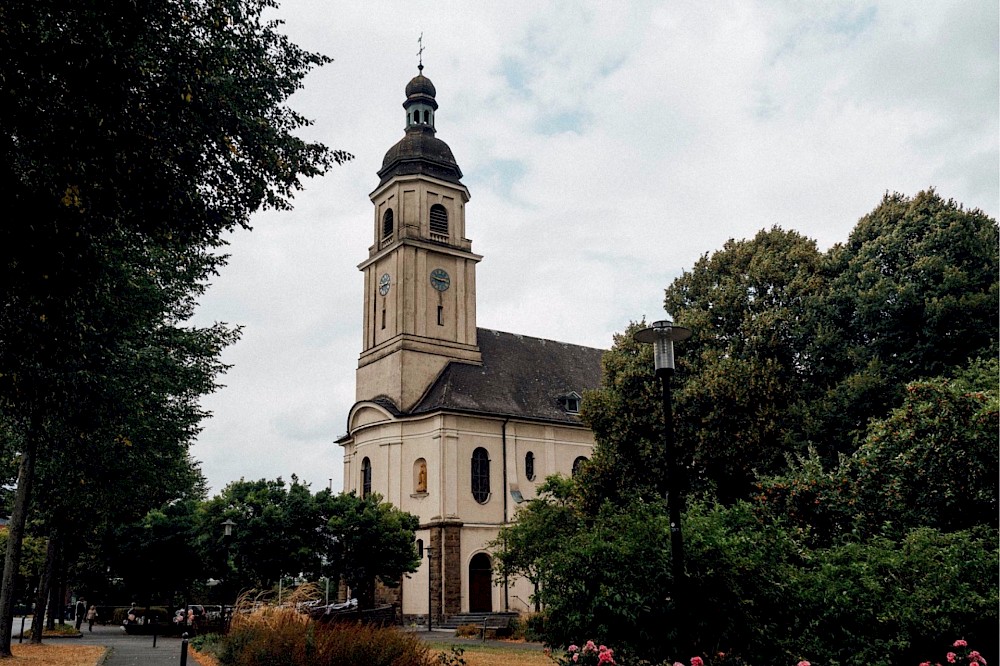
338,66,604,622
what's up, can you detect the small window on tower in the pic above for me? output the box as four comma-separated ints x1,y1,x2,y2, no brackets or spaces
423,110,430,123
381,307,386,330
382,209,394,239
437,305,444,326
429,204,448,237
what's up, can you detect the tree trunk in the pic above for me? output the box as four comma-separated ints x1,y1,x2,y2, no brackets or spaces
30,530,58,644
0,423,40,657
57,558,67,627
46,532,61,631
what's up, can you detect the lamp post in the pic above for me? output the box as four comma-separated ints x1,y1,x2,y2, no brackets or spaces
633,318,691,599
426,547,434,632
220,518,236,621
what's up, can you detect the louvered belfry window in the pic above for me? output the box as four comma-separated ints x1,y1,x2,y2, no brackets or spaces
429,204,448,237
471,447,490,503
382,209,394,239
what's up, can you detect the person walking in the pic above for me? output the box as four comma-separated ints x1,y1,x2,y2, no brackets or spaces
74,598,86,630
86,605,98,632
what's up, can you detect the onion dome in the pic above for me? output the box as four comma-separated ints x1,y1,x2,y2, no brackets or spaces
378,70,463,186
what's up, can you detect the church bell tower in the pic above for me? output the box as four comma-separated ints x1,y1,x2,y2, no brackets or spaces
356,67,482,411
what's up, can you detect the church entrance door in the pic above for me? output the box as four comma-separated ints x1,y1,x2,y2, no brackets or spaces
468,553,492,613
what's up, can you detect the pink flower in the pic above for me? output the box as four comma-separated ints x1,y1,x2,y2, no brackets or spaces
920,662,931,666
954,640,968,648
572,655,578,663
691,657,704,666
797,661,811,666
568,645,579,653
947,652,957,663
585,640,597,652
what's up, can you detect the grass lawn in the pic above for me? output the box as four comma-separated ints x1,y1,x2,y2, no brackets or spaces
427,642,553,666
7,644,106,665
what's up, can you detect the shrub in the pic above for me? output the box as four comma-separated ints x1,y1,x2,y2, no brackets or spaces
218,604,432,666
454,624,480,638
523,612,546,642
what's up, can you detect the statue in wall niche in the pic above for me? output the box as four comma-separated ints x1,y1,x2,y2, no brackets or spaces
417,460,427,493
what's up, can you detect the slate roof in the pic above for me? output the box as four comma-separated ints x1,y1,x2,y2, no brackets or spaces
412,328,605,424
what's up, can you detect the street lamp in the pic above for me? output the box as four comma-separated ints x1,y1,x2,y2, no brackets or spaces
632,318,691,596
426,546,434,632
220,518,236,615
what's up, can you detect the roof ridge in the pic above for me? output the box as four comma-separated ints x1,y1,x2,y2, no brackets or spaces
476,326,607,352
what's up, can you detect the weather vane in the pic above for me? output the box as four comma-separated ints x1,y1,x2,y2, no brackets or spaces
417,32,424,71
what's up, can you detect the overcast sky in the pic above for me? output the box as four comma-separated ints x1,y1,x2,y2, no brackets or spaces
187,1,999,496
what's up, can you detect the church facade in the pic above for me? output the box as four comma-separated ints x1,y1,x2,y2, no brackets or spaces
338,68,604,620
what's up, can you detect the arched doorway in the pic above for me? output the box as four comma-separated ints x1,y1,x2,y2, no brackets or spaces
468,553,493,613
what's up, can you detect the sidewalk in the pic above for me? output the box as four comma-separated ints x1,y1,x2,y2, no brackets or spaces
30,621,194,666
16,619,546,664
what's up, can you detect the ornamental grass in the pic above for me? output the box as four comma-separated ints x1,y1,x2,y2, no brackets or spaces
217,587,432,666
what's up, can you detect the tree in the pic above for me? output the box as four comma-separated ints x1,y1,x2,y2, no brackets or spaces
491,476,581,610
849,370,998,537
0,0,350,653
320,492,420,609
198,477,324,593
811,190,999,454
580,228,829,508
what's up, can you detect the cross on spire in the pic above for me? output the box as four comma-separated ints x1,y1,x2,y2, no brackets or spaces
417,33,424,71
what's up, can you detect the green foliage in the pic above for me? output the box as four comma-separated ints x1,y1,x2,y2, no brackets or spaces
578,323,667,510
849,373,998,537
321,492,421,609
491,475,582,600
810,190,998,454
756,357,999,544
787,527,998,666
199,476,326,592
435,646,467,666
536,500,676,663
667,227,829,502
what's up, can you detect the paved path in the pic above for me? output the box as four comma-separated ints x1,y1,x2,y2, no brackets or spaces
14,620,545,664
17,621,194,666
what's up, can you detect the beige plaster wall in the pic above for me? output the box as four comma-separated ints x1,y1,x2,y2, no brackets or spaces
342,408,595,616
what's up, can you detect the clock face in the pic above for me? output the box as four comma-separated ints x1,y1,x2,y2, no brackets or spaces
378,273,391,296
430,268,451,292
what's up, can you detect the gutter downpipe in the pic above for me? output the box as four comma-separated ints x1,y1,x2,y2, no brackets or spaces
501,417,510,612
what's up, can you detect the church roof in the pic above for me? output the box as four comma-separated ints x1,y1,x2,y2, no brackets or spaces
378,69,463,186
378,126,463,185
413,328,605,424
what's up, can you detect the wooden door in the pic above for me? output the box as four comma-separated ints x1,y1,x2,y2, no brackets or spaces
468,553,493,613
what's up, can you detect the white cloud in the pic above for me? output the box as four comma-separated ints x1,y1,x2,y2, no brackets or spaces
189,0,998,495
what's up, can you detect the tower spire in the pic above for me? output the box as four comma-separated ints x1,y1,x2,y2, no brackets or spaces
417,33,424,72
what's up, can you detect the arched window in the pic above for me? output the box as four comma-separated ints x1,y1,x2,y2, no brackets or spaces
429,204,448,237
361,457,372,498
423,109,430,124
525,451,535,481
572,456,588,477
471,447,490,503
382,209,394,239
416,539,424,559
